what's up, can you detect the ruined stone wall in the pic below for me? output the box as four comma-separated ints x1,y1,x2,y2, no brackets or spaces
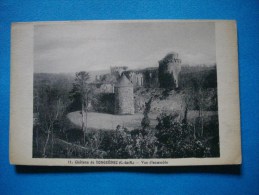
110,66,127,78
99,83,114,93
128,72,144,87
143,69,159,88
115,86,134,114
126,70,159,88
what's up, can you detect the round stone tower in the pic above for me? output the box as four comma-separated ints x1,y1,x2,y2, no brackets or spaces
158,52,182,89
114,74,134,115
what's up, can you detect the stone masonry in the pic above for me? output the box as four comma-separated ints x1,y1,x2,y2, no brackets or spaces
114,74,134,115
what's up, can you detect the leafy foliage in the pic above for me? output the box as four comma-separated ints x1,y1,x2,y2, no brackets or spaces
91,93,115,114
155,113,210,158
33,63,219,159
33,76,69,157
179,65,217,89
69,71,91,108
141,97,152,130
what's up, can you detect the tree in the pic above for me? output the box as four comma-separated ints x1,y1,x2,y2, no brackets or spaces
141,97,153,131
70,71,93,144
191,73,207,137
100,74,117,84
35,84,66,157
155,113,207,158
182,88,198,138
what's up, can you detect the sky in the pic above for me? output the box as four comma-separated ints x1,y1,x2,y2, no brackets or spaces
34,21,216,73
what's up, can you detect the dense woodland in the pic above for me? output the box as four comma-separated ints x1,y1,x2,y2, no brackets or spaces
33,64,219,158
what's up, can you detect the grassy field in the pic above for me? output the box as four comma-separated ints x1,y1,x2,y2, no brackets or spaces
67,110,217,131
67,111,157,130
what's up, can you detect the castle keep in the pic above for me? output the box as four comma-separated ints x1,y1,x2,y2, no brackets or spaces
114,74,134,115
93,52,182,115
158,52,182,89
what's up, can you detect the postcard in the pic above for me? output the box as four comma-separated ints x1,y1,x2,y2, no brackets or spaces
10,20,241,166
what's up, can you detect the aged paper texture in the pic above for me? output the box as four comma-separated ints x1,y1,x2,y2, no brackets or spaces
10,20,241,166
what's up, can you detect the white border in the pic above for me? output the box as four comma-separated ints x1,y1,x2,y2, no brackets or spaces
10,20,241,166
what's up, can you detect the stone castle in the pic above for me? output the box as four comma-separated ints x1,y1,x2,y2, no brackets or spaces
94,52,182,115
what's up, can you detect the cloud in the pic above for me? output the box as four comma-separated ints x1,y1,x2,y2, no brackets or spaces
181,53,216,65
34,21,216,73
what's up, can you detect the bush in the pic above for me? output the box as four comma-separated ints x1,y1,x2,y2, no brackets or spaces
179,65,217,89
155,113,212,158
34,108,218,158
101,128,157,159
91,93,115,114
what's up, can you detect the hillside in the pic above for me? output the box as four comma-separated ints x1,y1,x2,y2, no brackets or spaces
134,88,183,114
66,87,217,131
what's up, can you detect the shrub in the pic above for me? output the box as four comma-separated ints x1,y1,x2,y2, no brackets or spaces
91,93,115,114
99,127,157,159
155,113,211,158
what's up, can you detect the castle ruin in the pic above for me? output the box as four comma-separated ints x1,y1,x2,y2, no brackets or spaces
158,52,182,89
128,72,144,87
110,66,128,78
92,52,182,115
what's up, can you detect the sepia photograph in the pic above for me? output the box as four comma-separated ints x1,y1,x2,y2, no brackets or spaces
3,0,257,193
32,21,220,159
10,20,241,166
